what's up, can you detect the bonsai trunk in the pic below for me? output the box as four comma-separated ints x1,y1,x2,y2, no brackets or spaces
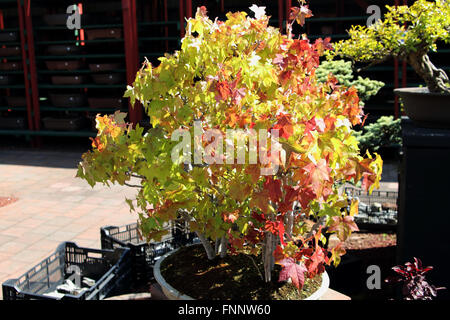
408,52,450,94
263,232,274,282
196,231,216,260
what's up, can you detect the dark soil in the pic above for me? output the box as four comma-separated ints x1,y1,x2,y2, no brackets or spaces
160,244,322,300
0,196,18,208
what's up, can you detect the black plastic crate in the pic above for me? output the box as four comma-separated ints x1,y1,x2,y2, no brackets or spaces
100,221,197,286
2,242,132,300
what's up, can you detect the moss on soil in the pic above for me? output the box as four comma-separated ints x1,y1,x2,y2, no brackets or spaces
160,244,322,300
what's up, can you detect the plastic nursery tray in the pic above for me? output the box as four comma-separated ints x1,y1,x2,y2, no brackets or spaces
100,221,198,285
2,242,132,300
0,117,26,129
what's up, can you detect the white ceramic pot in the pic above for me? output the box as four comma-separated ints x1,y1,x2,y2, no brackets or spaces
153,247,330,300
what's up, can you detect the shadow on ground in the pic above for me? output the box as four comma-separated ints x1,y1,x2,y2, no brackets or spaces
0,137,91,169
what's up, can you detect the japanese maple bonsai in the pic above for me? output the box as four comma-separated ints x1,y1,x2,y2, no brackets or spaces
332,0,450,126
77,2,382,299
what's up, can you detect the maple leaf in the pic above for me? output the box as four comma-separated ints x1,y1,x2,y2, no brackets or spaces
277,258,307,290
264,177,282,203
328,215,359,241
303,159,331,196
265,220,286,245
273,245,287,262
298,186,316,209
216,80,232,101
273,113,294,139
306,247,326,275
250,189,270,213
196,6,207,18
223,210,239,223
249,4,266,20
330,242,346,267
245,164,261,184
251,210,266,223
289,5,313,27
90,137,105,152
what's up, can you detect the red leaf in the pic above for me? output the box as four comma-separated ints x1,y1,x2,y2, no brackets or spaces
277,258,307,290
264,177,282,203
298,186,316,209
216,80,232,101
273,113,294,139
222,210,239,223
289,5,313,26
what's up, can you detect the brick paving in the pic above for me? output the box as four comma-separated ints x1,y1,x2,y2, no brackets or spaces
0,150,138,299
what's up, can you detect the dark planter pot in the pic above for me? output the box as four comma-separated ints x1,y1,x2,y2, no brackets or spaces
51,75,86,85
88,63,122,72
45,60,83,71
0,62,22,71
394,87,450,128
0,46,20,56
0,75,19,85
6,96,27,107
0,117,26,129
91,73,123,84
42,117,86,131
49,93,86,108
86,28,122,40
0,31,18,42
47,45,81,55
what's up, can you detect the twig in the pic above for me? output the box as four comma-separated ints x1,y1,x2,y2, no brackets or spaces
247,255,264,281
124,182,143,188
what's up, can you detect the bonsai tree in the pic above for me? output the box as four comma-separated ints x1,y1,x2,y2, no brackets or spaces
316,60,384,106
77,2,382,295
331,0,450,94
354,116,402,154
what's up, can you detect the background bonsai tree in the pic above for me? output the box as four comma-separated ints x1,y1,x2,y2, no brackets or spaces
354,116,402,154
316,60,384,106
331,0,450,94
77,3,382,293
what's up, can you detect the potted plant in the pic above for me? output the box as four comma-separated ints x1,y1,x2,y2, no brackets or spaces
77,2,382,300
331,0,450,127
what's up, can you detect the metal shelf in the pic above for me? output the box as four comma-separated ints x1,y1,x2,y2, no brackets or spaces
37,69,126,74
38,84,125,89
35,54,125,59
40,106,125,112
34,23,123,31
36,39,124,45
0,107,27,111
0,129,96,137
0,85,26,89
